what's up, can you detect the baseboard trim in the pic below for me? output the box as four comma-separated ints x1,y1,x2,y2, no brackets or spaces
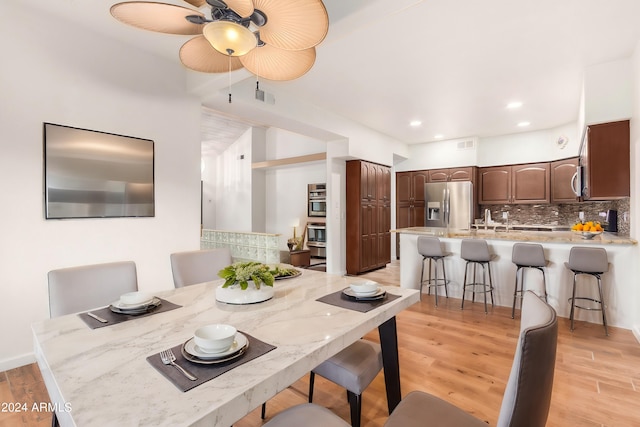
0,352,35,372
633,325,640,344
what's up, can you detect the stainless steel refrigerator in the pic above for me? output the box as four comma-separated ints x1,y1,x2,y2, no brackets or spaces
424,181,473,229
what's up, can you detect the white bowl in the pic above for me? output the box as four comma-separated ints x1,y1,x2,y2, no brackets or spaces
194,324,237,354
349,280,379,295
119,291,153,305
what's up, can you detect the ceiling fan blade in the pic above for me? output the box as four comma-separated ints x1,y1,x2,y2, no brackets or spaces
240,44,316,81
111,2,205,35
183,0,207,7
253,0,328,50
180,36,244,73
224,0,255,19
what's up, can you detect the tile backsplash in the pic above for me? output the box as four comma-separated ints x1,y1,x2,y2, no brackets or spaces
480,198,630,236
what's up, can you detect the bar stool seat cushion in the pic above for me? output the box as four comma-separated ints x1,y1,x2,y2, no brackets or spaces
461,239,492,262
564,247,608,274
312,340,382,395
417,236,450,258
512,243,546,267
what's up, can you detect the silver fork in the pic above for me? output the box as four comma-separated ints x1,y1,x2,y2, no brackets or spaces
160,349,197,381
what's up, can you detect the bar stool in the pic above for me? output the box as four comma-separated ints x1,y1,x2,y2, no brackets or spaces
460,239,495,314
511,243,548,319
417,236,451,306
564,246,610,335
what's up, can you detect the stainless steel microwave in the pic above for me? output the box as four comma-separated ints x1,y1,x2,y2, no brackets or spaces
308,183,326,217
308,199,326,217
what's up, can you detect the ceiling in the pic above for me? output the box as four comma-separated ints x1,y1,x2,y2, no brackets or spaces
20,0,640,147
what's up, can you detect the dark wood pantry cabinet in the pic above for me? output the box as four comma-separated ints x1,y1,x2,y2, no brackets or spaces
395,170,427,258
346,160,391,275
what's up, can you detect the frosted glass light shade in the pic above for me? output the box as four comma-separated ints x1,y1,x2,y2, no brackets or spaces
203,21,257,57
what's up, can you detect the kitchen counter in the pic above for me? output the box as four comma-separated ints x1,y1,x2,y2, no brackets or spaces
393,227,636,245
471,223,571,232
393,227,638,330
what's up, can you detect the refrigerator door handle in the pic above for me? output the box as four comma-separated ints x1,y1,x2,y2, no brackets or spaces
444,188,450,226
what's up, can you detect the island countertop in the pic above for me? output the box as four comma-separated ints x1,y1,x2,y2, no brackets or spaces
392,227,637,245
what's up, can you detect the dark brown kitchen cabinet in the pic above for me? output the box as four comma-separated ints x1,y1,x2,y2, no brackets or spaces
581,120,630,200
479,163,550,204
479,166,511,204
428,167,475,182
512,163,550,203
346,160,391,275
396,170,427,258
550,157,580,203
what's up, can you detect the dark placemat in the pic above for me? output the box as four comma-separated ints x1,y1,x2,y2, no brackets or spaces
78,298,182,329
316,289,401,313
147,333,277,392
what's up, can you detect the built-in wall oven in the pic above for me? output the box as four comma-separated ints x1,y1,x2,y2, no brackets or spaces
308,183,326,217
307,222,326,258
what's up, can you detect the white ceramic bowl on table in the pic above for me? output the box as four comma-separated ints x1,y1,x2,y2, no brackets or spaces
349,280,379,295
119,291,153,306
194,324,237,354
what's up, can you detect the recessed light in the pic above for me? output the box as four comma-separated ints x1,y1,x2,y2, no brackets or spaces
434,134,444,139
517,121,530,127
507,101,523,109
410,120,422,127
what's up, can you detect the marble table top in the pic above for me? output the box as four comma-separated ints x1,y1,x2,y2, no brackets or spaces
32,270,419,427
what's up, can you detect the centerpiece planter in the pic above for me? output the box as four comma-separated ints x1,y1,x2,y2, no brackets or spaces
215,262,275,305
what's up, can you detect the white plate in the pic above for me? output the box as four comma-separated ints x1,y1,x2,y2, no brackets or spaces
184,333,248,360
342,287,386,299
181,343,247,365
112,297,155,310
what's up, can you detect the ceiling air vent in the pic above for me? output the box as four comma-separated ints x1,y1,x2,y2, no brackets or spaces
457,140,475,150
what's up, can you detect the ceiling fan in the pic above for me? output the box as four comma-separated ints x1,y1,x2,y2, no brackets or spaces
110,0,329,81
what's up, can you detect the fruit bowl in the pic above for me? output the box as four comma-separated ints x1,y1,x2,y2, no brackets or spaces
572,230,603,240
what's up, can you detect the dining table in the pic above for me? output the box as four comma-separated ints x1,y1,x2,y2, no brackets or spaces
32,268,420,427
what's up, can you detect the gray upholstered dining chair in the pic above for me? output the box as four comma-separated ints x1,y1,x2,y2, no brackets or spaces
48,261,138,317
170,248,232,287
262,339,383,427
47,260,139,427
262,291,558,427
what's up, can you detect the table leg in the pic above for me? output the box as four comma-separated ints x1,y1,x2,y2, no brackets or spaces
378,316,400,413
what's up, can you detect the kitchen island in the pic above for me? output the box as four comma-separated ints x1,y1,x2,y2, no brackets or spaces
394,227,638,330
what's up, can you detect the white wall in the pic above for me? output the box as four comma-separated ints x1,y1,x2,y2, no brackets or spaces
630,41,640,340
214,129,253,231
584,59,633,125
263,128,327,251
477,122,580,166
396,137,479,172
396,122,579,172
0,3,202,370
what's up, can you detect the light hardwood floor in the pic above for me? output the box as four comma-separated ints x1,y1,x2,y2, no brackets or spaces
2,261,639,426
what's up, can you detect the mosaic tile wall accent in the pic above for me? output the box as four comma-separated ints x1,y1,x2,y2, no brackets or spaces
201,229,281,264
480,198,630,236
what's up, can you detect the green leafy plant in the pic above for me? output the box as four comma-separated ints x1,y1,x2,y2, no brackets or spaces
218,262,275,290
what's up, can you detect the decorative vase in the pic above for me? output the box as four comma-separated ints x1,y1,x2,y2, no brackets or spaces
215,280,274,305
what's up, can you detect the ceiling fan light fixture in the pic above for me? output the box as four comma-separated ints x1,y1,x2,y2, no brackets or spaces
203,21,257,56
